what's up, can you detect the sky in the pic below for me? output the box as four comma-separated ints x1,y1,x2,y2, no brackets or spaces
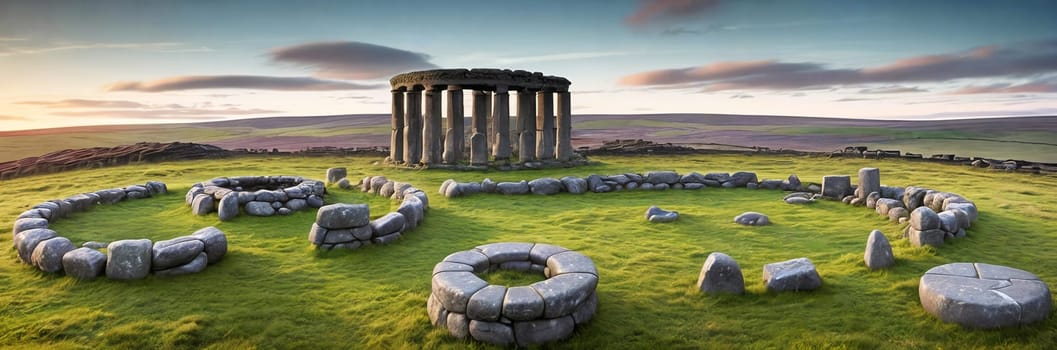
1,0,1056,131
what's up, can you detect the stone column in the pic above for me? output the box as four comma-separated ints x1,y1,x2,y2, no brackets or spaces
470,90,489,165
443,86,464,164
492,86,511,162
517,89,536,163
422,87,443,165
536,90,555,160
555,90,572,161
390,89,404,163
403,88,422,164
858,167,881,199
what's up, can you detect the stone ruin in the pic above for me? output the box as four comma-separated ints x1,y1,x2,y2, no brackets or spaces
308,173,429,250
388,69,582,169
429,243,597,346
185,176,326,220
12,181,228,280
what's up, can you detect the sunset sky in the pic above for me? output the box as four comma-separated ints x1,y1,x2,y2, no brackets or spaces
1,0,1056,131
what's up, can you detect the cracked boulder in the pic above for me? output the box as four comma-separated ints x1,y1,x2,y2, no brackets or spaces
919,262,1052,329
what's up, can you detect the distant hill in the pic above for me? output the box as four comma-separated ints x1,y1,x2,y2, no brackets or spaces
1,113,1056,163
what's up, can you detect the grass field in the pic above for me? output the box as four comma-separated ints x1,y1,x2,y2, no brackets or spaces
2,154,1056,349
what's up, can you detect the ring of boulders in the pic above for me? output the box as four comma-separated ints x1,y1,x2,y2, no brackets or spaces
429,242,598,346
306,170,429,250
184,175,327,220
12,181,228,280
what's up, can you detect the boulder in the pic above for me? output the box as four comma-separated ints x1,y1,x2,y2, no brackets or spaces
696,252,745,294
513,316,575,346
466,285,506,321
763,257,822,292
495,181,530,195
546,251,599,276
910,207,941,231
644,171,680,185
244,201,276,216
106,239,153,280
919,263,1052,329
528,177,563,195
680,172,707,184
316,203,370,229
785,196,814,205
145,181,168,195
909,228,945,247
781,174,802,191
866,191,881,209
154,252,209,277
306,195,325,208
31,236,75,273
728,171,758,187
888,207,909,222
217,192,240,221
397,196,424,230
326,167,347,184
645,206,679,223
704,172,731,183
874,198,904,216
903,186,930,210
191,226,227,264
821,175,852,199
336,178,352,189
191,194,214,216
858,168,881,199
152,237,205,270
530,273,598,318
62,247,107,280
13,218,49,236
14,228,58,263
734,212,770,226
864,230,894,269
370,212,406,236
469,320,515,346
759,179,783,190
560,176,588,194
433,271,489,313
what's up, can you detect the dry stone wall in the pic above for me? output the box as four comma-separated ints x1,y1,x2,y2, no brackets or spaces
185,176,326,220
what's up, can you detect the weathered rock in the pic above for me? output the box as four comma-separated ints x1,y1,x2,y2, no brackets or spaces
14,228,57,263
821,175,852,199
397,196,424,230
759,179,783,190
379,181,396,198
680,172,707,184
13,218,49,236
858,168,880,199
316,203,370,229
945,202,978,222
444,250,490,272
696,252,745,294
191,194,214,216
864,230,894,269
154,252,208,277
306,195,325,208
371,232,401,245
106,239,153,280
370,212,406,236
495,181,529,195
427,293,448,327
513,315,575,346
369,176,388,195
785,196,814,205
82,241,108,249
937,210,961,233
781,174,802,191
62,247,107,279
469,320,515,346
909,227,945,247
145,181,167,195
152,237,205,270
866,191,881,209
336,178,352,189
904,186,930,210
910,207,941,231
31,236,75,273
704,172,731,183
571,291,597,324
734,212,770,226
528,177,563,195
446,312,471,339
326,167,347,184
560,176,588,194
466,285,506,322
728,171,758,187
874,198,904,216
439,179,456,195
645,205,679,222
244,201,275,216
191,226,227,264
95,188,126,204
476,242,534,265
888,207,909,222
546,251,598,276
531,273,598,318
502,286,545,321
644,170,680,185
217,192,239,221
433,271,489,313
919,263,1052,329
763,257,822,292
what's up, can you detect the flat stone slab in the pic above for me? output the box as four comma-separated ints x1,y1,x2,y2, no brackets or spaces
763,257,822,292
919,262,1052,329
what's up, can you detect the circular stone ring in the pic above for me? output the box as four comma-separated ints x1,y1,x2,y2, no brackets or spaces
428,242,598,346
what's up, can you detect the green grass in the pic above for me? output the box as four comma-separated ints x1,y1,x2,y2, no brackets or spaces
1,154,1056,349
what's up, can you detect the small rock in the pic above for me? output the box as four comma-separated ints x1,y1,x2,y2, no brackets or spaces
734,212,770,226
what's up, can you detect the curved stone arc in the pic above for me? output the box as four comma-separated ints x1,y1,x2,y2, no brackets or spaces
185,175,327,220
390,68,570,92
310,175,430,251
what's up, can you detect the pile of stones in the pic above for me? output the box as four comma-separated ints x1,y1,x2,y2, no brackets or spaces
429,243,597,346
439,170,812,197
696,252,822,293
307,174,428,250
185,176,326,220
12,181,228,280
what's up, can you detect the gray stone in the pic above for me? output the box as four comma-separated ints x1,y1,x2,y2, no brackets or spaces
17,209,50,220
546,251,598,276
439,179,456,195
759,179,783,190
696,252,745,294
323,228,355,244
782,174,802,191
276,208,292,216
821,175,852,199
492,181,526,195
316,203,370,229
62,247,107,280
243,201,275,216
306,195,325,208
888,207,909,222
645,170,679,184
909,228,945,247
705,172,731,183
443,250,490,272
571,291,597,324
191,226,227,264
433,261,476,275
866,191,881,209
784,192,812,200
684,183,705,190
308,223,328,245
470,133,488,165
106,239,153,280
154,252,208,277
502,286,545,321
371,232,401,245
466,285,506,321
236,191,256,204
476,242,534,265
370,212,406,236
469,320,515,346
645,205,679,222
379,181,396,198
191,194,214,216
937,210,961,233
152,237,205,270
560,176,588,194
680,172,707,184
528,177,563,195
904,186,930,210
728,171,758,187
432,271,489,313
31,236,75,273
911,207,941,230
446,312,470,339
785,196,814,205
271,201,283,209
529,244,569,265
285,198,307,211
13,218,48,236
946,202,978,222
82,241,108,249
864,230,894,269
858,167,881,199
326,167,347,184
880,185,904,200
919,263,1052,329
283,186,306,199
397,197,424,230
145,181,167,195
763,257,822,292
336,178,352,189
95,188,126,204
217,192,240,221
513,315,575,346
531,273,598,318
428,293,448,327
369,176,388,195
14,228,57,263
734,212,770,226
875,198,905,216
586,175,609,192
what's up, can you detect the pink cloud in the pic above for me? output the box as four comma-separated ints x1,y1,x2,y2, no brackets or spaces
951,81,1057,94
626,0,721,26
106,75,378,92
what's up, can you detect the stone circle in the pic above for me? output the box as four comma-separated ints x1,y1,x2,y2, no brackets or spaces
429,242,597,346
184,176,326,220
308,175,429,250
919,263,1052,329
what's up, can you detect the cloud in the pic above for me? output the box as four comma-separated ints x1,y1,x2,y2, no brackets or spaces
0,37,27,42
618,39,1057,92
270,41,436,80
0,41,202,57
0,114,28,120
50,107,280,119
627,0,721,26
730,93,754,99
106,75,378,92
950,81,1057,94
834,97,876,102
858,86,927,94
17,99,150,108
495,51,631,64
